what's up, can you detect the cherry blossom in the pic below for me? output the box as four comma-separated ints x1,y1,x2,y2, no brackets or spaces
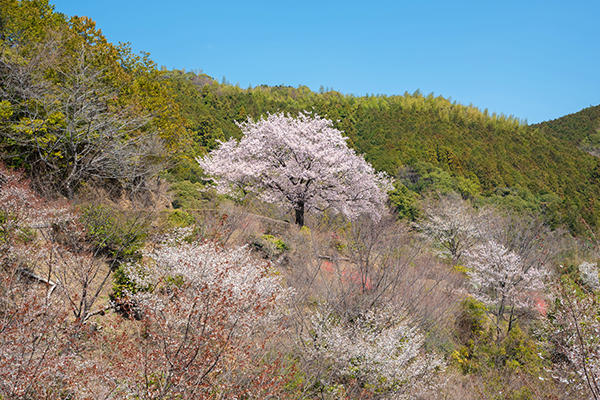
304,305,443,394
110,231,294,398
465,239,547,338
579,261,600,291
552,283,600,399
416,194,481,262
197,112,392,225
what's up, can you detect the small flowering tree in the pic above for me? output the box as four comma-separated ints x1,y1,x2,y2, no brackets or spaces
303,305,443,396
106,231,294,399
579,261,600,291
465,240,546,339
551,278,600,399
197,112,392,226
417,194,481,263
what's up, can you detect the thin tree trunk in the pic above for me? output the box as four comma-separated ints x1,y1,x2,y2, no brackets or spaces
496,294,506,343
507,304,515,335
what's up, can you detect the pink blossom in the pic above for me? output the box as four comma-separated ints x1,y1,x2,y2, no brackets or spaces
197,112,391,225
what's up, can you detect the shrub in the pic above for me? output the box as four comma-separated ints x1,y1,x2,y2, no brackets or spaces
81,204,148,265
388,181,420,221
456,297,488,346
169,180,213,209
163,209,195,228
252,234,289,259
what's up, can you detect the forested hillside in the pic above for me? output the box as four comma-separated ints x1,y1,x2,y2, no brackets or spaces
0,0,193,198
534,104,600,156
166,71,600,234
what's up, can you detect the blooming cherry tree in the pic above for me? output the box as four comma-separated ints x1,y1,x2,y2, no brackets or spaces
197,112,392,226
417,194,481,263
304,305,443,395
551,278,600,399
465,239,546,338
109,230,294,398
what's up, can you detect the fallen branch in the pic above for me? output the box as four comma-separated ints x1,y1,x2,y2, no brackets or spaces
17,267,59,300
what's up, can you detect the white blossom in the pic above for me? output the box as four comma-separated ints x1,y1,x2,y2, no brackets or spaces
466,240,546,312
553,290,600,399
417,195,480,262
305,305,443,392
197,112,392,225
125,231,293,327
579,261,600,291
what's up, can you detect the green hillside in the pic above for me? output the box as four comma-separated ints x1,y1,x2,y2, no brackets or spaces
167,71,600,233
533,104,600,156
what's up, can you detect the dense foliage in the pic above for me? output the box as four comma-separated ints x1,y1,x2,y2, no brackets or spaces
0,0,191,196
534,104,600,155
164,70,600,234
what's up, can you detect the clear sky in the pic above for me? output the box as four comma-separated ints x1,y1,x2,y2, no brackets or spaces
51,0,599,123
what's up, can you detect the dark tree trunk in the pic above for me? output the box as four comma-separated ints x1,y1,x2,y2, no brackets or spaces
507,304,515,335
294,201,305,226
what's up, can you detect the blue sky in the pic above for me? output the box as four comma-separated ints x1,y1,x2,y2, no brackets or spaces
51,0,599,123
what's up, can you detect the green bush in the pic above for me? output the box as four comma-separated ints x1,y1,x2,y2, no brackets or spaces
500,325,545,375
169,180,213,210
388,181,420,221
262,234,289,251
111,264,140,300
110,263,154,317
252,234,289,259
453,298,546,376
81,205,148,266
456,297,488,345
164,209,195,228
165,156,205,184
402,162,481,199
